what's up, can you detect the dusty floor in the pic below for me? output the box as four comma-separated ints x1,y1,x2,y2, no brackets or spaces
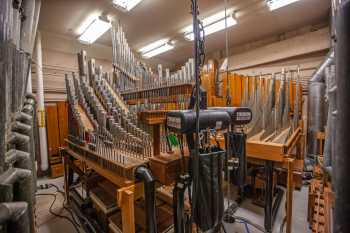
36,177,310,233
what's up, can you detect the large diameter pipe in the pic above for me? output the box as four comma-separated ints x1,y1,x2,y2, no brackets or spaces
35,31,48,171
307,82,326,158
20,0,35,53
30,0,41,53
0,202,29,233
310,50,334,83
0,168,34,233
334,1,350,232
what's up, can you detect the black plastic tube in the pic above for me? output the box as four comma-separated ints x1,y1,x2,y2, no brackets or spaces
334,1,350,232
135,166,158,233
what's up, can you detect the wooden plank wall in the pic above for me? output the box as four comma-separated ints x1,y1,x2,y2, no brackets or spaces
45,101,69,177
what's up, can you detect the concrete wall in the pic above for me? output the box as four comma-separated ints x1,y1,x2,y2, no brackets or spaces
218,26,331,92
33,25,331,102
31,31,113,102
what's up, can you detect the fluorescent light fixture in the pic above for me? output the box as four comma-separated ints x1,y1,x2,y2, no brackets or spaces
267,0,301,11
142,43,174,58
78,16,111,44
138,39,169,53
183,9,237,41
113,0,143,11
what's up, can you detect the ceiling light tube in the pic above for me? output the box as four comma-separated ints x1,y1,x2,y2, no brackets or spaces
184,16,237,41
267,0,301,11
142,43,174,58
138,39,169,54
113,0,143,11
78,16,111,44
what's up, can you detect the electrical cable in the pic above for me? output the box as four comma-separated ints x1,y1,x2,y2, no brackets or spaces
236,220,251,233
35,193,81,233
233,215,267,233
38,183,81,227
280,216,286,233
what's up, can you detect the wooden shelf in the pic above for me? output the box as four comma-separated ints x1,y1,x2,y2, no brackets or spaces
121,83,193,96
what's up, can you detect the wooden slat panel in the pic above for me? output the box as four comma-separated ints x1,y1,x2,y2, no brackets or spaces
57,101,68,147
45,103,60,159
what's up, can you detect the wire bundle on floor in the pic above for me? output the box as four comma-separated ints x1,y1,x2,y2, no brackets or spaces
36,183,81,233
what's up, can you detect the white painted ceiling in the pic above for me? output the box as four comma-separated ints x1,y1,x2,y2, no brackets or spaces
38,0,330,68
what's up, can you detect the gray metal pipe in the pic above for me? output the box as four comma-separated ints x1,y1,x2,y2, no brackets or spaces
30,0,41,53
5,149,31,170
334,1,350,232
12,121,32,135
7,132,30,153
0,202,29,233
0,168,34,232
310,50,334,83
20,0,36,53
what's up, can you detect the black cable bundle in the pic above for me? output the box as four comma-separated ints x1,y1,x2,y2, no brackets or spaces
192,146,225,231
229,132,247,188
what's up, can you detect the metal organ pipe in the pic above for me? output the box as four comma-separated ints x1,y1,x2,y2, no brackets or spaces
34,31,48,172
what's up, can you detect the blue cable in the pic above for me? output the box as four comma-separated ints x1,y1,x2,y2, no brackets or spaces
236,220,251,233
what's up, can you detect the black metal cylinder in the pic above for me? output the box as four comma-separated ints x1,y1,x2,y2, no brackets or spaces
334,1,350,232
135,166,158,233
264,161,274,233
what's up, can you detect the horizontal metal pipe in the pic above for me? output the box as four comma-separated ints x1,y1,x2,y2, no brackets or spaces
0,168,34,232
0,202,29,233
15,112,33,125
12,121,32,134
0,168,32,185
5,149,31,170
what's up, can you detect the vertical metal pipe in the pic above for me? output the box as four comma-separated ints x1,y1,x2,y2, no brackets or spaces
34,31,48,171
334,1,350,232
264,161,273,233
30,0,41,53
20,0,35,53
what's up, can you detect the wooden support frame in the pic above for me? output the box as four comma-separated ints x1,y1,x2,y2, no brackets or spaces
61,147,144,233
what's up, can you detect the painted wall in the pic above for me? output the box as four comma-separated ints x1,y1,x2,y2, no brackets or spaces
32,26,330,102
